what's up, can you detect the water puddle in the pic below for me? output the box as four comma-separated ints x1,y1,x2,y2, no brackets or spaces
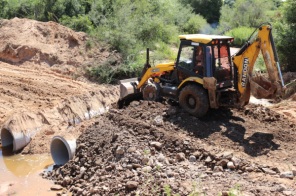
0,146,56,196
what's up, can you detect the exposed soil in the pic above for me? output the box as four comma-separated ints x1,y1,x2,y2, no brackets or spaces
0,18,296,196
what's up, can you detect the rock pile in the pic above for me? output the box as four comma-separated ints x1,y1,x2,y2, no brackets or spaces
44,101,296,195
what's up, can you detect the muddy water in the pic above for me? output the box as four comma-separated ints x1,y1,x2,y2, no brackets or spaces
0,146,56,196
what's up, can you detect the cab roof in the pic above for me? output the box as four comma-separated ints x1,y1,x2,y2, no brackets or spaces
179,34,234,44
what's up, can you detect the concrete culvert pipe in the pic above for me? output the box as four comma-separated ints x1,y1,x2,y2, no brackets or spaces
1,128,31,152
50,135,76,165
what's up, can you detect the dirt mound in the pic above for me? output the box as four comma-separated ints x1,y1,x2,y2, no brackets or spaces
0,17,121,77
45,101,296,195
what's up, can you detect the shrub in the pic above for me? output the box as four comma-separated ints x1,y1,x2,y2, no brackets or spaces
182,14,208,34
274,0,296,72
60,15,93,32
225,26,255,47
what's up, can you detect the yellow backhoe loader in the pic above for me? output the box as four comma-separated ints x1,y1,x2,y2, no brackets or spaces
118,23,291,117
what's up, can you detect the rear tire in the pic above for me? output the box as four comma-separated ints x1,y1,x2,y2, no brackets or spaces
179,84,209,117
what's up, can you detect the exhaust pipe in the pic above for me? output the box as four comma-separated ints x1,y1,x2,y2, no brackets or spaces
50,134,76,165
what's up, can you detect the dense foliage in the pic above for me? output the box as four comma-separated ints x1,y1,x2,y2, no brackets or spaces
275,0,296,71
0,0,295,81
181,0,222,24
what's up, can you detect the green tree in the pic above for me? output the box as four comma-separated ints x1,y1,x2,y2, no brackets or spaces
276,0,296,71
181,0,222,24
219,0,274,33
91,0,208,59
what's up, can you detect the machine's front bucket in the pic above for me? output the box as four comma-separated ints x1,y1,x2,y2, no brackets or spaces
250,75,278,99
118,78,142,108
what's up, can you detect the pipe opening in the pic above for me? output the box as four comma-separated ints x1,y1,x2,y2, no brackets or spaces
50,136,76,165
1,128,14,154
1,128,14,147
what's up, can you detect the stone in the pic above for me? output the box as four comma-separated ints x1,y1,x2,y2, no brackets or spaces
150,141,163,150
142,156,149,165
200,173,208,179
217,159,228,167
192,151,202,158
262,168,277,175
166,170,175,178
154,115,163,126
132,164,142,169
126,164,133,170
276,184,287,192
51,185,63,191
142,166,152,173
77,188,83,195
183,140,189,145
205,156,212,163
62,176,71,186
227,161,235,169
176,153,186,162
280,171,294,179
155,161,163,169
157,153,166,162
213,166,224,172
105,165,114,171
213,172,223,176
189,155,196,162
283,191,293,196
245,166,254,172
116,146,125,155
126,181,139,189
127,147,137,153
222,151,233,159
231,157,241,167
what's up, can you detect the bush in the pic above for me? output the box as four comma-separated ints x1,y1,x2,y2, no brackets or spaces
275,0,296,72
225,26,255,46
182,14,208,34
219,0,275,33
60,15,93,32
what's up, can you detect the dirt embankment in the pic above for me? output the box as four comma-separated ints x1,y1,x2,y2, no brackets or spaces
0,18,120,153
45,101,296,196
0,17,121,78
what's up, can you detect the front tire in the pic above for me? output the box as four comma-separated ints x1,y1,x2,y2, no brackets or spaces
142,83,160,101
179,84,209,117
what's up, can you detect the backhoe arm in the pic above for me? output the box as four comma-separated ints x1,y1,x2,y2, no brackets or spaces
232,24,284,107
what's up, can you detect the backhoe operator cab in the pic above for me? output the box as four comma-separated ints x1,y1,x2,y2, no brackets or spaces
176,35,234,89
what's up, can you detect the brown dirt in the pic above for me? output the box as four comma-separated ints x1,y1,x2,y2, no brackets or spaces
0,17,121,79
